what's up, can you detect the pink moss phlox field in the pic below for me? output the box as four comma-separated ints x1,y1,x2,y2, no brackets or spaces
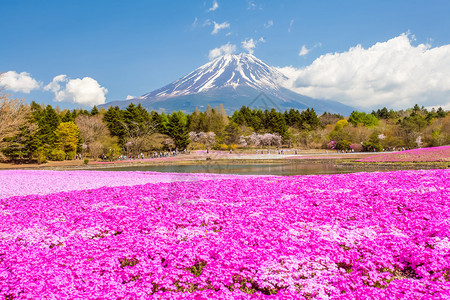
1,170,449,299
357,146,450,162
0,170,256,199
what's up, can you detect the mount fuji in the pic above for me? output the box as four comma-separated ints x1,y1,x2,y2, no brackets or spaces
103,53,353,114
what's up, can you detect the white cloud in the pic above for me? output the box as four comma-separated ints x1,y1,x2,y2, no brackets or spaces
259,37,266,43
208,0,219,12
277,33,450,110
209,43,237,60
0,71,41,93
126,95,135,100
44,75,108,107
298,45,310,56
242,38,256,54
247,0,262,10
299,43,322,56
211,21,230,35
191,17,198,29
288,19,294,33
203,19,212,27
264,20,273,29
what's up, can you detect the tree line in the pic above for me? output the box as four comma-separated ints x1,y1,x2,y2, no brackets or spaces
0,92,448,163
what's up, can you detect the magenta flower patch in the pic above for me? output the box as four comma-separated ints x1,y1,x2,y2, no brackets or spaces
357,146,450,162
0,169,449,299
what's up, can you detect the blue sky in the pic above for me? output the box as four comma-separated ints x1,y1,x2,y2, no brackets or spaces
1,0,450,110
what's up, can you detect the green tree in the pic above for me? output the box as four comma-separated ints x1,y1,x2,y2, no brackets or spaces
398,114,427,147
362,131,383,152
189,107,207,132
103,106,126,144
55,122,81,159
284,108,302,128
349,111,379,127
90,105,99,116
437,107,447,118
231,106,263,132
150,111,168,134
224,121,241,145
167,112,189,150
264,109,288,138
328,119,350,147
61,110,74,122
35,105,61,150
301,108,321,130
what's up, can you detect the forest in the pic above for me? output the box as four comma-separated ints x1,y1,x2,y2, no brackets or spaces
0,92,448,162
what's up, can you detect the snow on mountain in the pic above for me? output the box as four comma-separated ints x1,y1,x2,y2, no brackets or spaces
103,53,354,115
137,53,287,102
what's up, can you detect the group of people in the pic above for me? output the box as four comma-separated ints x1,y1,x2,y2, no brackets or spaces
115,151,181,160
116,153,145,160
254,149,299,155
336,149,355,153
387,146,413,152
93,149,192,161
150,151,179,158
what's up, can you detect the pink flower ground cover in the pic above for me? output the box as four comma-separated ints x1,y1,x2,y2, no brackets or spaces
1,169,449,299
0,170,253,199
357,146,450,163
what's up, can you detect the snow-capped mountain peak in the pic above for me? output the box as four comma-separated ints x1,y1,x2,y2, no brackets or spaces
137,53,288,101
103,53,353,115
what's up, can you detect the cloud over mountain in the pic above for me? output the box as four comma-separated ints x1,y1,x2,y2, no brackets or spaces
278,33,450,110
242,38,256,54
209,43,236,60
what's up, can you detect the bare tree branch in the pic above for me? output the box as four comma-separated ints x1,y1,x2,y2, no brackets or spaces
0,93,31,143
121,121,157,155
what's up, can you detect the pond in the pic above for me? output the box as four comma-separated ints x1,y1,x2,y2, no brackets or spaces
92,161,432,176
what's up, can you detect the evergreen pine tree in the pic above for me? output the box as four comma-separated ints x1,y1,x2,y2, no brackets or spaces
167,112,189,150
61,110,74,122
37,105,61,147
71,109,78,120
90,106,99,116
189,107,204,132
103,106,126,144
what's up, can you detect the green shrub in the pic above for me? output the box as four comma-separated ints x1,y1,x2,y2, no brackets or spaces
35,148,47,164
84,158,89,165
48,149,66,161
362,142,383,152
66,151,76,160
336,140,351,150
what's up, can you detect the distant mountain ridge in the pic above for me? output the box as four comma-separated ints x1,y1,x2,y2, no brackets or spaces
102,53,353,115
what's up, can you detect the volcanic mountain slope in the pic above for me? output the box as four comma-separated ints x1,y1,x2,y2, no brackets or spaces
104,53,353,114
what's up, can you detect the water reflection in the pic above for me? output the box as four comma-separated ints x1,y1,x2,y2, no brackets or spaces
92,162,429,176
